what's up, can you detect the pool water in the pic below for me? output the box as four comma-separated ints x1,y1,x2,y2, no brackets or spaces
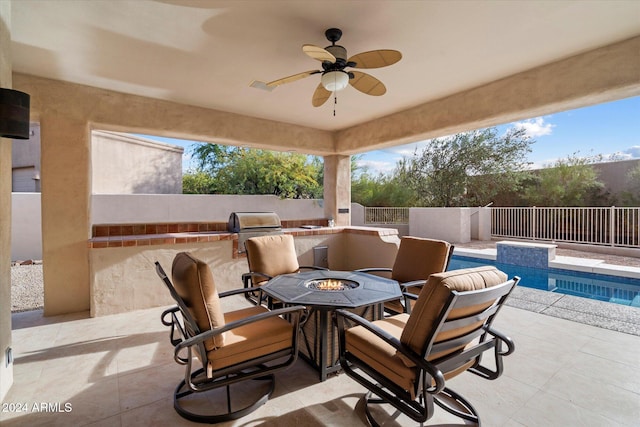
449,255,640,308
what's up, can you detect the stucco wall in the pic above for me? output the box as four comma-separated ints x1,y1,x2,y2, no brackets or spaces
409,207,472,243
343,232,400,270
524,158,640,200
594,159,640,197
470,207,492,241
90,194,325,225
89,228,400,317
323,155,352,226
91,131,183,194
11,193,42,261
90,241,243,316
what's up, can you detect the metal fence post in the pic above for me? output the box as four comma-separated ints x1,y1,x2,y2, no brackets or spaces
610,206,615,247
532,206,537,241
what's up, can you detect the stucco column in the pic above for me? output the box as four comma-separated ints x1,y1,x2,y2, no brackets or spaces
323,155,351,226
40,114,91,315
0,0,13,401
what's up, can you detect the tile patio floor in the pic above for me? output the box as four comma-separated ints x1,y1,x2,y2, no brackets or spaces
3,291,640,427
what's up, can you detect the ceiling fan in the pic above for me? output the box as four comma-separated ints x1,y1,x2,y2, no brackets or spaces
252,28,402,107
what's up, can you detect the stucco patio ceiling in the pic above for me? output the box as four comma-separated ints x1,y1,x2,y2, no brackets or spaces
10,0,640,134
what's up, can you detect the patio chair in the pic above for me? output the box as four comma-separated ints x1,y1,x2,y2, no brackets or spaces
336,266,519,426
155,252,304,423
243,234,326,306
357,236,454,315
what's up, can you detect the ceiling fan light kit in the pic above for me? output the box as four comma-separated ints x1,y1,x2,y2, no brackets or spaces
321,70,349,92
253,28,401,110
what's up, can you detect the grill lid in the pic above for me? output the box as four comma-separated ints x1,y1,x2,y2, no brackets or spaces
228,212,282,233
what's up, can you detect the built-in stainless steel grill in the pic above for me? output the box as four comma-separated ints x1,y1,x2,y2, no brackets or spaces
228,212,283,253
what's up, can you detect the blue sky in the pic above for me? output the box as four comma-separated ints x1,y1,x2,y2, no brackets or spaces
356,96,640,175
140,96,639,175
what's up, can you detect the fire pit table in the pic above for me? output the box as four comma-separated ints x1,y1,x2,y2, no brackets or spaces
262,270,401,381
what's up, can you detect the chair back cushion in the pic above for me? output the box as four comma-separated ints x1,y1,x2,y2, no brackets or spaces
245,234,300,279
172,252,226,350
391,237,451,284
400,266,507,358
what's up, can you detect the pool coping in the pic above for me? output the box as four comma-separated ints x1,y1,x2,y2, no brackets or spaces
506,286,640,336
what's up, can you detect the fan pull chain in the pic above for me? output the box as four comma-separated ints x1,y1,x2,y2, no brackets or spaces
333,94,337,116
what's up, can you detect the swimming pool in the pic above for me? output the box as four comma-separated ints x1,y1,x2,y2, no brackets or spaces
449,255,640,308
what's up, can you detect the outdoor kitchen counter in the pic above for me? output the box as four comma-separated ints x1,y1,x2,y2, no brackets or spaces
88,226,397,249
88,225,400,317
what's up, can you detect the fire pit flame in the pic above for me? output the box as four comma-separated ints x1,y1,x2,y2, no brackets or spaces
305,278,359,292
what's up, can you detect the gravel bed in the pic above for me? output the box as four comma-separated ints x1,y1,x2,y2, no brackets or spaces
10,263,44,313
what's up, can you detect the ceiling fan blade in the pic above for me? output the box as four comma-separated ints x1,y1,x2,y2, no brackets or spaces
267,70,319,88
303,44,336,63
312,83,331,107
348,49,402,69
349,71,386,96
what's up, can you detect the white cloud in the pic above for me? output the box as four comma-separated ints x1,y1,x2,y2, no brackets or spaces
623,146,640,158
529,146,640,170
589,147,640,162
380,144,420,157
355,159,397,175
512,117,554,138
380,140,436,158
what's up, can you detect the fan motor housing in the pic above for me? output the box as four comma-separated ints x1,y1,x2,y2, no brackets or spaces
325,45,347,62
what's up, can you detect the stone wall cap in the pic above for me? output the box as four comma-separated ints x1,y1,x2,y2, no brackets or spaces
497,240,557,249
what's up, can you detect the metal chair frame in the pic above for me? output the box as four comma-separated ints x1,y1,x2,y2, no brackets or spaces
336,276,519,426
156,261,304,423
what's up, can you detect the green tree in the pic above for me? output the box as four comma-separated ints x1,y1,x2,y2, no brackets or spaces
521,154,606,206
182,170,217,194
183,144,323,198
351,169,415,207
398,128,533,207
190,143,236,173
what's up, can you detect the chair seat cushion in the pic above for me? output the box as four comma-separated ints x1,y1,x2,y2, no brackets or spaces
207,306,294,371
345,314,417,394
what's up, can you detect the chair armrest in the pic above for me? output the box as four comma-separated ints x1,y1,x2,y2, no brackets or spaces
355,267,392,274
161,306,180,327
242,271,273,287
400,279,427,291
403,291,420,301
485,326,515,356
463,325,515,380
299,265,329,271
335,309,445,393
399,285,425,314
161,306,185,348
175,305,306,355
219,286,265,299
